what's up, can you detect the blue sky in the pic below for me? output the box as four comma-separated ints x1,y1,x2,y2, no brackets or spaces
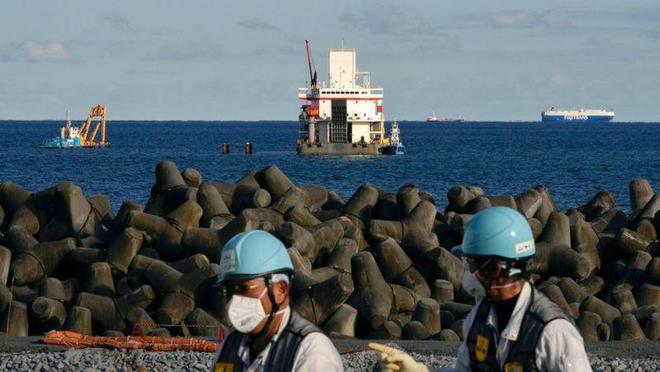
1,1,659,121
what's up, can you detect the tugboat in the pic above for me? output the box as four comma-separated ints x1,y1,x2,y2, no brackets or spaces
382,121,405,155
296,41,401,155
40,111,83,148
40,104,110,149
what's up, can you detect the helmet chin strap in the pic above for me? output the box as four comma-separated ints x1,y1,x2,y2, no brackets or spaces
253,276,285,339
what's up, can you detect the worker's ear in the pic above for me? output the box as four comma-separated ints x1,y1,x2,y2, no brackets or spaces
272,281,289,304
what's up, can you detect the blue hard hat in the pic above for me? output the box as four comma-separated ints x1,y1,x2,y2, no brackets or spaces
461,207,536,261
217,230,294,283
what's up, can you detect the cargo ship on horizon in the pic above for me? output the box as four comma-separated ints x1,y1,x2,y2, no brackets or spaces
541,108,615,123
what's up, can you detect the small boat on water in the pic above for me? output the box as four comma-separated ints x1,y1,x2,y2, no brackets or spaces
382,121,405,155
427,112,464,123
40,105,110,149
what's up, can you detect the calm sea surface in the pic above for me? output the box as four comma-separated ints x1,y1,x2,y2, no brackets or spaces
0,120,658,212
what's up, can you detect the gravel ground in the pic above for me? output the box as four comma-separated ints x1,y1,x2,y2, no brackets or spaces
0,348,658,371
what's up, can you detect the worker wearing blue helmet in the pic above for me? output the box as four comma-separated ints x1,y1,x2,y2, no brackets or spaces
375,207,591,372
211,230,343,372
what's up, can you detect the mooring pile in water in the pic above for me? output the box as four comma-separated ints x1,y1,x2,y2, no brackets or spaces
0,162,658,341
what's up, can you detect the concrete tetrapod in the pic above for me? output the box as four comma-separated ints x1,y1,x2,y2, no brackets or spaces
390,284,418,313
323,304,358,338
115,285,156,319
31,296,67,331
569,213,601,273
370,200,439,261
10,238,75,286
412,298,441,336
255,165,294,202
613,313,647,340
76,292,126,331
294,272,354,325
609,286,638,313
38,277,67,302
533,185,557,225
64,306,92,335
515,189,543,219
397,185,422,218
402,320,431,340
623,251,653,288
279,222,317,262
154,161,187,195
540,285,575,318
630,178,655,213
576,311,603,342
127,211,183,260
284,205,321,229
635,283,660,308
185,308,222,337
0,246,10,286
196,183,232,229
349,251,392,330
647,257,660,284
638,194,660,220
0,182,31,214
8,200,40,236
645,312,660,340
635,219,657,241
325,238,358,273
181,168,202,188
126,307,157,333
464,196,492,215
86,262,116,297
106,227,144,274
212,183,271,214
170,253,209,273
446,186,479,214
580,190,616,221
148,262,218,325
431,279,454,304
344,184,380,228
88,194,114,227
487,195,517,209
616,228,653,255
372,237,430,298
580,295,621,328
4,226,38,255
556,277,588,304
309,218,346,263
366,320,401,340
425,246,464,292
112,201,143,230
0,301,28,336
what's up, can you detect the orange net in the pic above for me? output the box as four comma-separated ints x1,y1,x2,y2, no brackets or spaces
41,331,219,352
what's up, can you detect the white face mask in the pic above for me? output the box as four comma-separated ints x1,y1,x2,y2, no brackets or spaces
227,288,268,333
461,271,486,300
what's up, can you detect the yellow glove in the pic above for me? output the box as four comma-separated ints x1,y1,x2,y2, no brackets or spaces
369,342,429,372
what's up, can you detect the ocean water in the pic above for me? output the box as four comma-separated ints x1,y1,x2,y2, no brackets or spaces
0,120,658,212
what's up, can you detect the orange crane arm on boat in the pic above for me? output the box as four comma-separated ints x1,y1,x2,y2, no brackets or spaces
79,104,108,146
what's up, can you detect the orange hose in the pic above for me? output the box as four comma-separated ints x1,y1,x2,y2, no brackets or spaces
41,331,219,352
